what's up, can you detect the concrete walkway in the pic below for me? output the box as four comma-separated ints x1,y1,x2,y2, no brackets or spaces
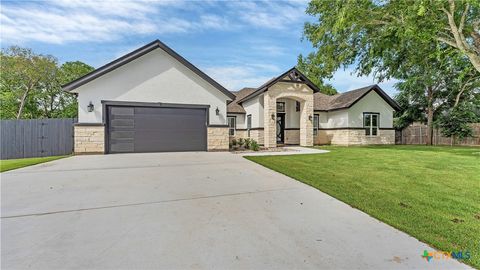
238,146,329,156
1,152,470,269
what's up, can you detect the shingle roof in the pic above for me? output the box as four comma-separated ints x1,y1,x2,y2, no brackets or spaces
314,86,372,111
227,88,256,113
228,84,400,114
314,85,400,111
313,92,336,111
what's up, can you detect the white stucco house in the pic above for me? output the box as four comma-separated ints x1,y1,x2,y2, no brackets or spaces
63,40,400,154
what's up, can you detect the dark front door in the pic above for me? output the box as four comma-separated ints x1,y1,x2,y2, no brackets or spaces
276,113,285,144
107,106,207,153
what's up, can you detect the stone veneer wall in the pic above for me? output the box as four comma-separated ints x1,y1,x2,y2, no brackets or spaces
249,129,264,145
229,129,264,145
315,130,331,145
314,129,395,145
285,129,300,145
207,126,229,151
74,125,105,154
348,129,395,145
229,130,247,143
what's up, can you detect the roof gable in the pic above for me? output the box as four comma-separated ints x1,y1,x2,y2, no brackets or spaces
62,40,235,100
236,67,321,104
227,88,256,114
314,85,401,111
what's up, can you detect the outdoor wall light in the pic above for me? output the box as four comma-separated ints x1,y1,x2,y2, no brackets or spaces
271,113,275,120
309,115,313,121
87,102,94,112
215,107,220,115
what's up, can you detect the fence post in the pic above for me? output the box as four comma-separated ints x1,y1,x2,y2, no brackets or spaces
419,125,422,144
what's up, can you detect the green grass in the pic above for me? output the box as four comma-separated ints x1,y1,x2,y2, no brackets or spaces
0,155,68,172
246,145,480,268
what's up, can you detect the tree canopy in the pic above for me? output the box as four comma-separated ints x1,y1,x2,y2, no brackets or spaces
300,0,479,78
299,0,480,143
0,47,94,119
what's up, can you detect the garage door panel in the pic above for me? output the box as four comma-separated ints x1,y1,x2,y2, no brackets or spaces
110,119,135,128
107,105,207,153
110,141,134,152
109,131,135,139
134,133,206,144
110,106,134,115
134,110,204,127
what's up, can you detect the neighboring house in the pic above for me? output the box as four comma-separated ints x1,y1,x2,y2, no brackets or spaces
63,40,400,154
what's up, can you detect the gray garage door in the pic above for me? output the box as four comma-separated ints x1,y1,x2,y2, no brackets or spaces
107,106,207,153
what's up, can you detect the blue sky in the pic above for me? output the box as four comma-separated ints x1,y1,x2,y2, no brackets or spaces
1,0,397,95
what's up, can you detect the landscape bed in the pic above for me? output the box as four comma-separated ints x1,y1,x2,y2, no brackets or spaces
245,145,480,268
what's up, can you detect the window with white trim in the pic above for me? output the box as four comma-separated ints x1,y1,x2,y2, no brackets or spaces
228,116,236,136
313,114,319,136
364,113,379,136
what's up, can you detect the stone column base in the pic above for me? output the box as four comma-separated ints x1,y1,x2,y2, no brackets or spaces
285,129,300,145
74,124,105,154
208,126,229,151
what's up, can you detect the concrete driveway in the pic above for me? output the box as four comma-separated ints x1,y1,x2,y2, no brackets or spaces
1,152,470,269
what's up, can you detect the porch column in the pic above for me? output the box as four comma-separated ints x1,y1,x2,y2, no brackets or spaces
299,95,314,146
263,92,276,148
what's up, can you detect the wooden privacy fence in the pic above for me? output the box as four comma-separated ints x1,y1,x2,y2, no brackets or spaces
396,123,480,146
0,118,76,160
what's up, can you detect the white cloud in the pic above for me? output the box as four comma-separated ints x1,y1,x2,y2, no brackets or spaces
230,0,308,30
0,1,188,44
199,15,231,30
254,44,287,56
0,0,311,44
0,1,234,44
205,64,280,90
53,0,164,17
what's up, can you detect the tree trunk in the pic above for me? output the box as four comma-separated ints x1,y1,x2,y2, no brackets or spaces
441,0,480,74
426,86,434,145
465,51,480,74
16,89,30,119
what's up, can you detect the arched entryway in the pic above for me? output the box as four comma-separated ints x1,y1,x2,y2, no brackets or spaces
263,82,314,148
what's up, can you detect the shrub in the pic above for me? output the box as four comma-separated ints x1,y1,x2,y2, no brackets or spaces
244,138,252,149
238,138,245,148
251,140,259,151
231,139,237,146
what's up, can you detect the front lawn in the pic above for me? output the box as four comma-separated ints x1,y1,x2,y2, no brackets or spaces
246,145,480,268
0,155,67,172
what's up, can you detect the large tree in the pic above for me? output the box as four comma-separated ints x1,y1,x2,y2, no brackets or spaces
56,61,94,118
435,0,480,73
434,58,480,140
1,47,58,119
0,47,93,119
297,56,337,95
300,0,479,76
300,0,479,144
35,61,94,118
